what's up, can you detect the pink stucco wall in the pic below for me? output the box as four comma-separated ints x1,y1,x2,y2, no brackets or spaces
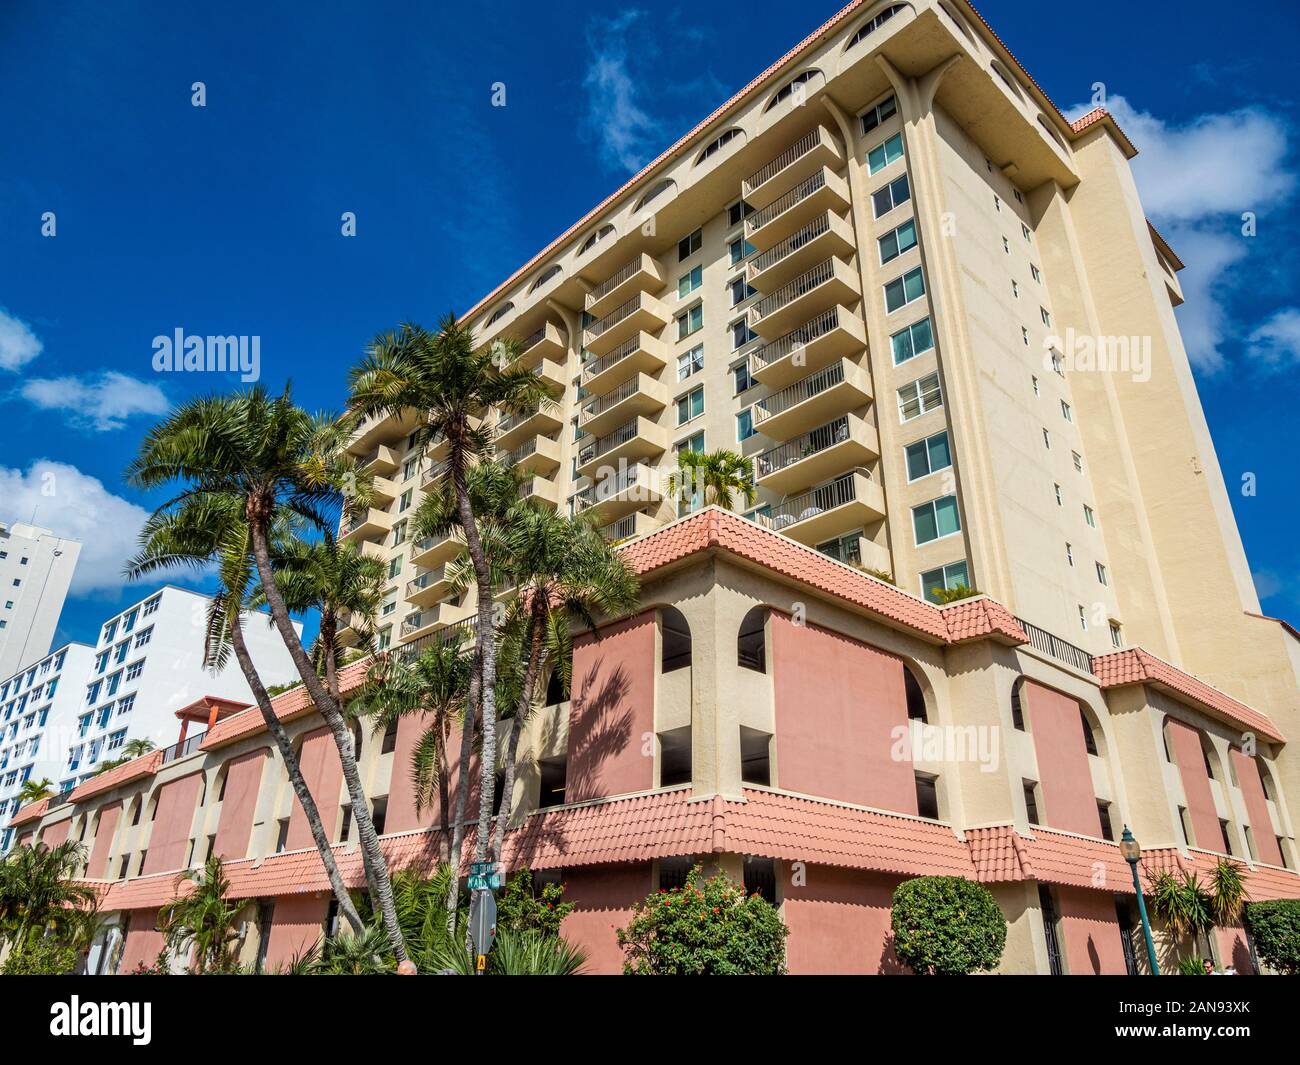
1214,923,1255,974
1023,680,1102,836
566,611,657,804
560,863,653,974
770,614,916,812
213,748,268,861
39,818,71,848
263,894,329,969
87,801,121,879
1166,718,1220,850
1056,887,1128,974
1229,749,1283,865
783,865,906,974
118,909,165,973
142,772,202,875
286,727,343,851
385,717,478,836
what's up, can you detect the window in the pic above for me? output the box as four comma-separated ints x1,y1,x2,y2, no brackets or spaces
275,819,290,853
658,726,692,786
905,430,952,481
536,755,566,809
736,409,756,442
1021,326,1029,346
114,641,130,664
912,495,961,545
890,316,933,364
387,554,403,580
579,224,614,254
737,607,767,672
878,218,918,264
898,372,942,422
1219,819,1234,856
135,627,153,648
1109,621,1123,648
1050,350,1064,375
1054,483,1062,506
884,267,925,312
1022,223,1031,241
1066,543,1074,566
1031,263,1041,282
529,263,562,292
740,727,771,786
125,661,144,681
392,519,407,546
677,344,703,381
1023,781,1040,825
1084,504,1096,527
730,318,756,349
1002,236,1009,254
1096,561,1108,586
1080,709,1098,755
766,70,818,111
1014,188,1023,204
399,488,413,512
1072,451,1083,473
677,265,702,298
1042,427,1051,449
859,93,898,134
1098,802,1114,841
993,194,1001,212
921,560,969,603
733,361,754,394
661,607,691,672
729,236,755,265
86,681,101,705
915,774,939,820
729,275,757,306
696,127,742,164
676,386,704,425
484,302,513,327
872,174,910,217
107,730,126,752
1011,279,1018,298
867,132,904,174
727,200,754,227
676,303,703,340
677,228,702,261
1078,605,1088,631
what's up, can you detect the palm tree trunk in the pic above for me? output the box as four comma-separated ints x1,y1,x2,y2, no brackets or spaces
445,659,480,928
490,594,547,861
228,617,364,934
247,515,409,965
435,722,450,862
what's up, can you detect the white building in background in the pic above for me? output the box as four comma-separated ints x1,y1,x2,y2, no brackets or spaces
0,521,81,678
0,585,300,851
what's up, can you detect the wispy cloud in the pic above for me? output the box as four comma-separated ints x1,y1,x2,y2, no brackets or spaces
1245,308,1300,371
20,370,168,431
0,308,42,371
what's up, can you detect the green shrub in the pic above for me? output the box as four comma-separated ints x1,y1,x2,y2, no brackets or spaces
496,868,573,937
890,876,1007,975
617,866,788,975
2,937,79,975
1177,956,1209,975
1245,898,1300,975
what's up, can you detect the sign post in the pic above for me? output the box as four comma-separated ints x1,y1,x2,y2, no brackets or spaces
469,887,497,975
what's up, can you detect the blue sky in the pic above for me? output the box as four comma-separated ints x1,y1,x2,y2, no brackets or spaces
0,0,1297,652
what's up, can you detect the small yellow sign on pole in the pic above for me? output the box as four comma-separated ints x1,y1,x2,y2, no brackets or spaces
476,954,487,972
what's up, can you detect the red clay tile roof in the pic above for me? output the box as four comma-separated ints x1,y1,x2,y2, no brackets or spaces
8,797,50,828
940,597,1028,645
68,751,165,804
1094,648,1284,743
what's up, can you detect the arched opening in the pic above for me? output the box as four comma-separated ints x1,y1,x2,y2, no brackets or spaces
1010,676,1026,731
904,667,927,722
765,69,821,111
695,127,744,165
484,302,514,328
579,223,614,254
635,179,676,213
737,606,768,673
660,606,691,672
529,263,563,293
844,4,908,52
544,667,566,706
1079,707,1099,756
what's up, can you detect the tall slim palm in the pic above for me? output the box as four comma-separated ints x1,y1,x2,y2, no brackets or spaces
0,841,97,957
667,448,757,512
348,316,554,879
126,491,366,936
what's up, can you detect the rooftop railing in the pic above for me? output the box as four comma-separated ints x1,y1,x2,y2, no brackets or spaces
1014,617,1095,675
162,731,206,765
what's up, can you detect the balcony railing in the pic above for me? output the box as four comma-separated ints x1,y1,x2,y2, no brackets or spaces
502,438,540,466
749,307,845,371
755,416,850,478
581,375,640,420
578,419,639,465
519,326,550,356
603,514,639,541
751,259,836,323
746,170,827,236
744,127,824,198
1014,617,1095,675
586,295,641,342
574,464,643,510
588,257,644,305
581,334,642,382
748,213,835,277
756,360,846,421
398,618,477,659
406,570,444,597
162,731,206,765
421,460,450,487
754,471,866,532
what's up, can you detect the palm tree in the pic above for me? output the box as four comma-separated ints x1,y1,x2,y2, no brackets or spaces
667,448,756,512
158,854,244,973
121,739,157,759
349,318,554,880
15,778,55,807
125,468,365,940
0,841,98,957
127,386,409,966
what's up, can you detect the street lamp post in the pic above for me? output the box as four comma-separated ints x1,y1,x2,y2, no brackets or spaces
1120,825,1160,975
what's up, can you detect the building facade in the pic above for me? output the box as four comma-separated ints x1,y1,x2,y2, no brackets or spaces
0,521,80,679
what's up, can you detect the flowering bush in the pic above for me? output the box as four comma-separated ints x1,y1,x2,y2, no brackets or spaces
617,866,788,975
890,876,1006,975
496,868,573,937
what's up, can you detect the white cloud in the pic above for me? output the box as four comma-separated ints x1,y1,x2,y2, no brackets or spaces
1066,95,1296,374
0,461,192,596
582,11,664,173
0,308,42,371
1245,308,1300,371
20,370,168,431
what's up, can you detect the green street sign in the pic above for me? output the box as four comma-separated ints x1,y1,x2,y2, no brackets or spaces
468,861,504,891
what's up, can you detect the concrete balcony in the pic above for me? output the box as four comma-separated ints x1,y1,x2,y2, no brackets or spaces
573,462,662,523
368,474,400,507
752,358,873,440
578,373,668,437
532,357,567,394
515,321,566,368
754,469,886,546
518,475,560,510
427,416,485,464
340,507,392,543
346,408,421,458
580,331,669,396
406,563,454,608
496,406,564,452
742,125,844,211
754,414,880,495
421,459,450,492
355,443,399,476
410,529,462,568
601,509,659,542
400,606,448,643
748,257,860,340
747,211,855,293
748,305,868,390
501,434,561,478
743,167,850,252
584,253,667,320
575,416,668,479
398,617,476,660
582,292,672,357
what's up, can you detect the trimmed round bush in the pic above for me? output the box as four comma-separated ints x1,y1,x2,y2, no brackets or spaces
1245,898,1300,975
890,875,1007,975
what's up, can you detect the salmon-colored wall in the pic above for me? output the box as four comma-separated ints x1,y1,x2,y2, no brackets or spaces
263,894,329,969
566,611,657,804
40,818,71,848
16,830,34,848
783,865,906,974
1166,718,1220,850
385,717,478,836
1023,681,1101,836
87,802,121,879
1056,887,1128,974
142,772,202,875
770,614,917,812
213,748,268,861
286,728,343,851
560,863,653,975
118,909,165,973
1230,749,1283,865
1214,922,1255,974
